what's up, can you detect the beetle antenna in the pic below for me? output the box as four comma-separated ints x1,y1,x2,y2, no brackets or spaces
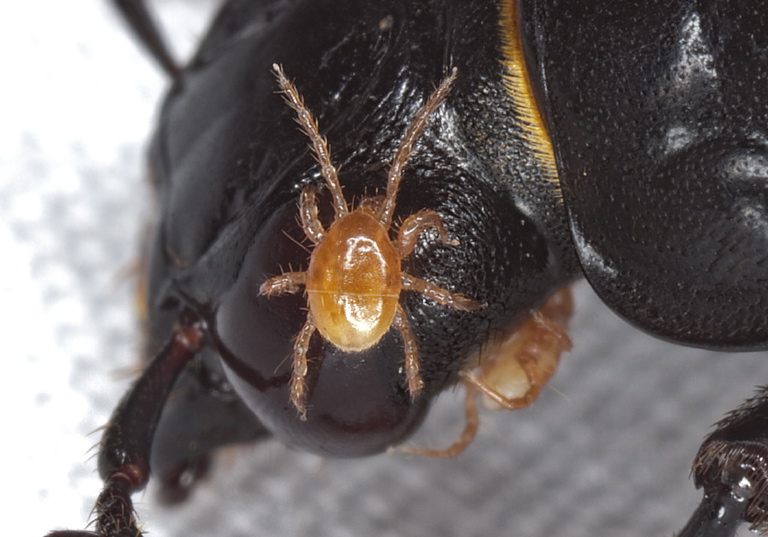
272,64,348,219
378,67,458,227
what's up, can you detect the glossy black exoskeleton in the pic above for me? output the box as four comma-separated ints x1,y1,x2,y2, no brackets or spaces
47,1,767,536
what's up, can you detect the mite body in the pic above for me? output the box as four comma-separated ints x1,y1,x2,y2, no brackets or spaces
45,0,768,536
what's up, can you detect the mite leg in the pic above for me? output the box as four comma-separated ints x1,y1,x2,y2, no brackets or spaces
290,315,317,420
678,387,768,537
397,383,480,458
272,64,348,219
259,271,306,296
398,289,573,459
378,68,457,227
462,288,572,411
112,0,179,78
401,273,483,312
393,304,424,397
46,311,204,537
299,185,325,244
394,209,458,259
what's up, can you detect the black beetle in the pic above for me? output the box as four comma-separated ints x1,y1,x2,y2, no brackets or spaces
40,1,767,536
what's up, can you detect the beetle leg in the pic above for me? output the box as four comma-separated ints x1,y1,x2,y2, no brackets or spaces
393,304,424,397
272,64,348,219
462,289,572,411
299,185,325,244
676,492,745,537
259,271,306,296
290,315,316,420
394,209,458,258
46,311,204,537
401,273,483,311
677,386,768,537
112,0,180,78
396,382,480,458
378,68,457,227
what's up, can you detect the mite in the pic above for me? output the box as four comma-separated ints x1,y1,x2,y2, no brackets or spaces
260,65,482,419
45,0,768,536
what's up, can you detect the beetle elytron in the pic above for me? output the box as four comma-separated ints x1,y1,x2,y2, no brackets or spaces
47,1,768,536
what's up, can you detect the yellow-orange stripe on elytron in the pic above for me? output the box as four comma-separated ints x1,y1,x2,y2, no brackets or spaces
499,0,560,189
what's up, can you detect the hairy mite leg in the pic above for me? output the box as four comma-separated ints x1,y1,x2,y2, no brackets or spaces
357,195,385,214
272,64,348,219
395,209,459,258
378,68,458,227
401,273,483,311
397,384,480,458
259,272,307,296
290,315,317,420
393,304,424,397
463,288,572,411
47,311,204,537
299,185,324,244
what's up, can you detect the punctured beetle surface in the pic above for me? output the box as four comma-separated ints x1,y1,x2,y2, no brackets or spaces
24,1,768,536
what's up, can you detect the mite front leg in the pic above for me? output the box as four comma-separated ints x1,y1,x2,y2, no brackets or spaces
46,311,204,537
259,271,306,296
290,314,317,420
378,68,457,227
299,185,324,244
395,209,458,258
393,304,424,397
401,273,483,312
272,64,348,219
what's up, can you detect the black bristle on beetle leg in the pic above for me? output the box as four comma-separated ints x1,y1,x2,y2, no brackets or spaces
678,387,768,536
46,311,205,537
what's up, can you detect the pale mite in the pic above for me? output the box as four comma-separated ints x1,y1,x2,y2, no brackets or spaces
260,64,482,420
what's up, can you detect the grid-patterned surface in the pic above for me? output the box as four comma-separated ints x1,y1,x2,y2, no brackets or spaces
9,2,764,536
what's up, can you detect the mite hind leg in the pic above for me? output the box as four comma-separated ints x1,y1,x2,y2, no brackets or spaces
290,314,317,420
393,304,424,397
397,384,480,458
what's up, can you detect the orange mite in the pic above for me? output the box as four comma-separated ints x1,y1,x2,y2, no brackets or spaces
260,64,482,419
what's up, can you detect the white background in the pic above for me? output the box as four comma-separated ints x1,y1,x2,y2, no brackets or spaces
5,1,765,536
